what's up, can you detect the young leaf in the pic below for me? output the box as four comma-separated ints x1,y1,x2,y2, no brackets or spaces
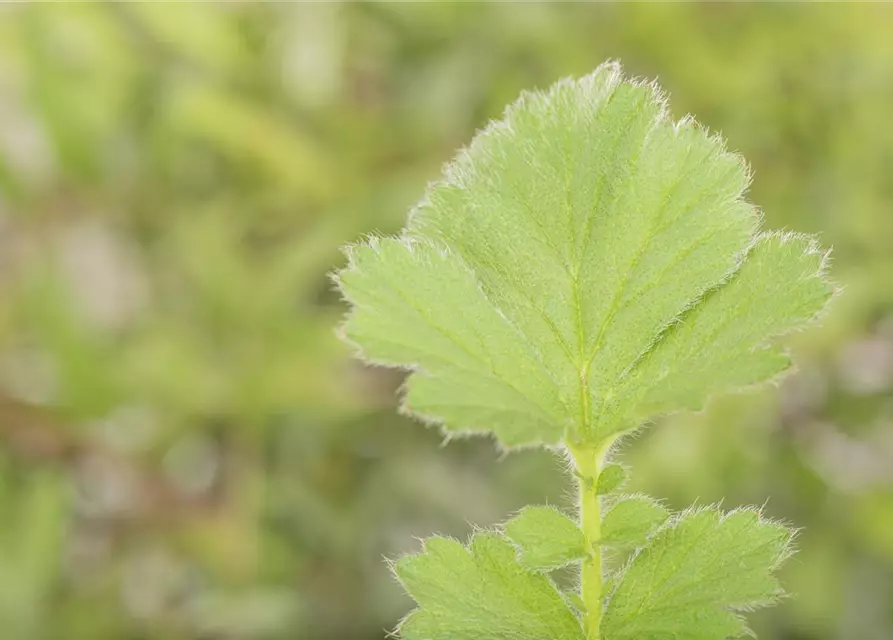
335,61,832,450
600,495,668,548
565,591,587,615
504,506,588,571
601,508,792,640
394,534,583,640
595,464,626,495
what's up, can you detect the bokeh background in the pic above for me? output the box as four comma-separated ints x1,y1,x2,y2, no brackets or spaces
0,3,891,639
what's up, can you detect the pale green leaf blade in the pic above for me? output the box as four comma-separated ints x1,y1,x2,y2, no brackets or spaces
601,495,669,548
504,506,588,570
596,464,626,495
395,534,584,640
336,237,564,446
565,592,587,615
603,233,834,433
602,508,793,640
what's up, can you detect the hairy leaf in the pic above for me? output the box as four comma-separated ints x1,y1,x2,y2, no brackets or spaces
504,506,588,570
601,495,668,547
596,464,626,495
601,508,792,640
395,533,583,640
336,62,832,449
595,232,833,435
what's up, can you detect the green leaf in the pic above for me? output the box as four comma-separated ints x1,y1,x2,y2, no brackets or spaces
601,495,669,548
395,534,584,640
565,592,587,615
596,464,626,495
595,232,834,435
601,507,793,640
336,62,832,449
504,506,588,570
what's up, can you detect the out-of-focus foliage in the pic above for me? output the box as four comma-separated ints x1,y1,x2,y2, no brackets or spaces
0,3,889,640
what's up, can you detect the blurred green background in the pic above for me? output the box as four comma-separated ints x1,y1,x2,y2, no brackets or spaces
0,3,891,639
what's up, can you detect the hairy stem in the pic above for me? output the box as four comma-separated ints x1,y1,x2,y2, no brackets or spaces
569,438,616,640
580,472,602,639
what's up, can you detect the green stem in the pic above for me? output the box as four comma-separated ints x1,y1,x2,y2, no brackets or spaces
569,438,616,640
